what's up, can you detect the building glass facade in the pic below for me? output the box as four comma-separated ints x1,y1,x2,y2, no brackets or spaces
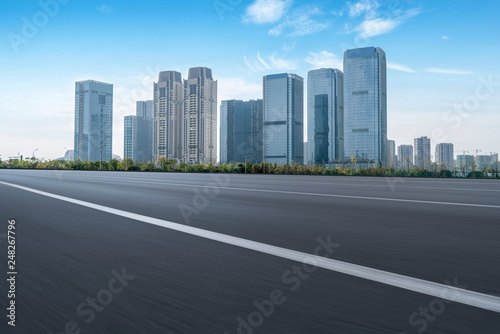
263,73,304,165
74,80,113,162
307,68,344,165
344,47,387,165
220,99,263,164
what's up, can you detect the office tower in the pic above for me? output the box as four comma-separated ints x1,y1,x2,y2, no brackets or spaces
220,99,263,164
435,143,454,170
137,100,154,119
414,136,431,169
124,102,154,163
457,155,474,172
343,47,387,165
397,145,413,170
154,71,183,161
183,67,217,164
307,68,344,166
74,80,113,162
387,140,396,167
263,73,304,165
492,153,499,163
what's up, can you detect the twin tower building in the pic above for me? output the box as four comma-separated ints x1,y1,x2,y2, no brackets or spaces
74,47,387,166
74,67,217,164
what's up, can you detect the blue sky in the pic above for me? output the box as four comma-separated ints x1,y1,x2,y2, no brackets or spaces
0,0,499,160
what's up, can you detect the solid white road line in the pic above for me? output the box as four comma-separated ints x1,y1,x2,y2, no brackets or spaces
80,176,500,209
2,179,500,313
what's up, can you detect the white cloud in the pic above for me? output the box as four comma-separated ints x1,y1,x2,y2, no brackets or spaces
243,0,291,24
442,36,450,40
268,6,330,37
347,4,421,39
348,0,378,18
269,54,297,70
332,10,344,17
257,52,271,69
244,53,297,72
306,51,343,70
244,1,329,38
387,62,416,73
356,17,399,38
425,68,475,75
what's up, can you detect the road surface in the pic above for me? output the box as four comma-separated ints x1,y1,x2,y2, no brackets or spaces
0,170,499,333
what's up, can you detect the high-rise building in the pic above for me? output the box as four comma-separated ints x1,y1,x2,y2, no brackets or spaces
397,144,413,170
492,153,499,163
220,99,263,164
414,136,431,169
137,100,154,119
307,68,344,165
124,101,153,163
183,67,217,164
154,71,183,161
435,143,454,170
263,73,304,165
74,80,113,162
387,140,396,167
344,47,387,165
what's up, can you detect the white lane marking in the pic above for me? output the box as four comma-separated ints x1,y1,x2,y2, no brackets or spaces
77,176,500,210
1,179,500,313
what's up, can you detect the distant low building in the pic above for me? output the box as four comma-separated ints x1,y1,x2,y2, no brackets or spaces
397,145,413,170
476,155,492,170
414,136,431,169
435,143,454,170
387,140,396,168
456,155,474,173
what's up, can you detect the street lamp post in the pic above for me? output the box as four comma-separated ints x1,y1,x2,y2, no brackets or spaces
32,149,38,159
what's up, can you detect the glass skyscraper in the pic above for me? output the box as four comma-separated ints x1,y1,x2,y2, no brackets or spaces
343,47,387,165
263,73,304,165
307,68,344,165
220,99,263,164
74,80,113,162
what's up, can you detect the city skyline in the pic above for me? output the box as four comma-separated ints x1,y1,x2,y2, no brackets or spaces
1,0,499,160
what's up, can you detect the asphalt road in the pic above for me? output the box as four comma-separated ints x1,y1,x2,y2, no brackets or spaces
0,170,499,333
